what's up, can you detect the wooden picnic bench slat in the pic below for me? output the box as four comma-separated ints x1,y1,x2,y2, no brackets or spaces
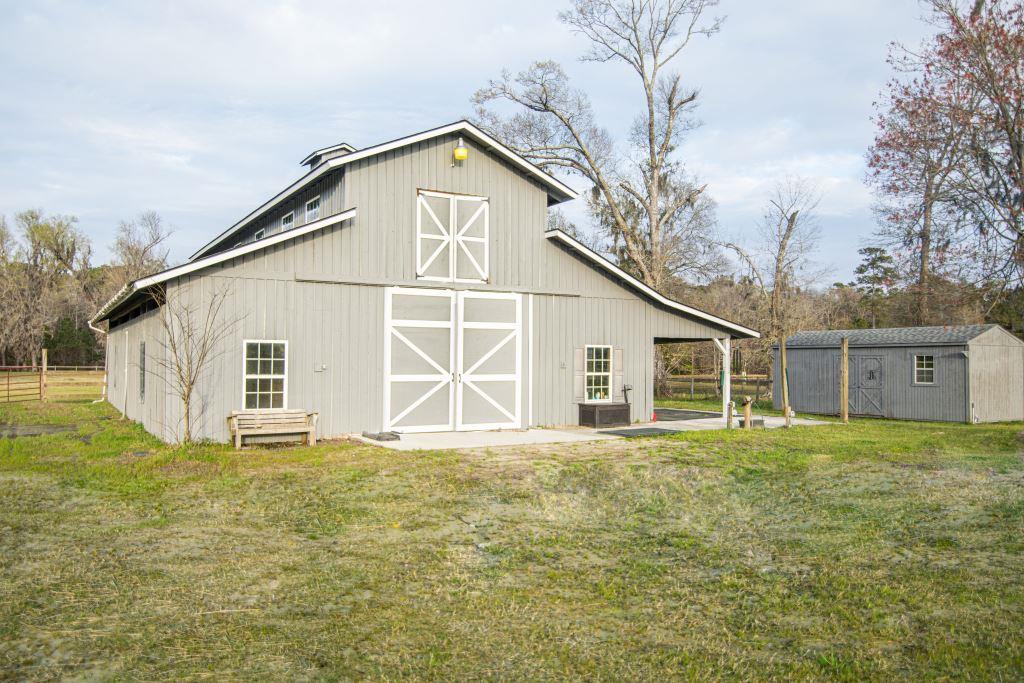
227,409,318,449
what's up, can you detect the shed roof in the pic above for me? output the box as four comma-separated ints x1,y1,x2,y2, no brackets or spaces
779,325,1004,348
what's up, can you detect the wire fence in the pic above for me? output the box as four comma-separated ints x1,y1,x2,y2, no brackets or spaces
659,374,772,401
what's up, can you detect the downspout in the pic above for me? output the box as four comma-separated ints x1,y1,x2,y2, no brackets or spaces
88,320,108,404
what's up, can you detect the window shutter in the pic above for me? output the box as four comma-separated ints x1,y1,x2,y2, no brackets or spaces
613,348,624,402
573,348,585,402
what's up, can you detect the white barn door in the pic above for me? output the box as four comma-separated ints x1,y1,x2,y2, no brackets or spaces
384,288,455,433
456,291,521,431
384,288,521,433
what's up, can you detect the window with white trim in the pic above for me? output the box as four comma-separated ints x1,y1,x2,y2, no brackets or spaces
585,345,612,402
415,190,489,282
281,211,294,232
305,196,320,223
244,341,287,409
914,354,934,384
253,228,265,241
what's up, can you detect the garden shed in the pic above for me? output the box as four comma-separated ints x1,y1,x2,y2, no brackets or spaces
773,325,1024,423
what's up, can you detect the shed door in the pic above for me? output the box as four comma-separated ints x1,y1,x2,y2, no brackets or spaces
851,355,885,416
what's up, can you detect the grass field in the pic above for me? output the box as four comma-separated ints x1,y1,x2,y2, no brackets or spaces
1,401,1022,679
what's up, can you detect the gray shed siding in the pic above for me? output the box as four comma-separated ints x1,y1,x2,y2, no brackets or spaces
774,344,970,422
968,327,1024,422
106,130,739,442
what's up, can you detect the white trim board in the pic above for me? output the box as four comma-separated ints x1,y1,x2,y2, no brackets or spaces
91,208,357,324
191,120,580,260
543,229,760,339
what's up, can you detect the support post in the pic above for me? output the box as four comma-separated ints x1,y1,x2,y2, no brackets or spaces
721,337,731,422
40,348,47,402
780,337,791,428
743,396,753,429
690,347,695,399
840,337,849,424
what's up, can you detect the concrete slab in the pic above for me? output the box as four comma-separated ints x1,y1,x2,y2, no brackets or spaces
648,415,827,431
352,414,829,452
353,428,618,452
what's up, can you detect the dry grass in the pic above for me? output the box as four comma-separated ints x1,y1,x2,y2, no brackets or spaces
0,401,1022,680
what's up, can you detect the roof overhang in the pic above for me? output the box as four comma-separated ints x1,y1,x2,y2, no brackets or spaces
92,207,357,325
544,229,760,339
191,120,580,261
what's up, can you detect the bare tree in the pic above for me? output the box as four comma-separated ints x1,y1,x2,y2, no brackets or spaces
152,284,237,444
474,0,723,290
724,178,826,352
113,212,172,284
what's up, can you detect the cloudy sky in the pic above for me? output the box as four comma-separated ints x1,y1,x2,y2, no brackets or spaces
0,0,933,281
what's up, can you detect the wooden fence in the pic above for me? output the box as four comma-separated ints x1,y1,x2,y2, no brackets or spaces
0,353,105,403
661,374,772,401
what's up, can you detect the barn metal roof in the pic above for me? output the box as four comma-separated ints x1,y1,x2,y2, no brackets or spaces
780,325,1001,348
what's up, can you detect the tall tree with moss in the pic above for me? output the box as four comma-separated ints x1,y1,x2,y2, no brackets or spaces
474,0,724,290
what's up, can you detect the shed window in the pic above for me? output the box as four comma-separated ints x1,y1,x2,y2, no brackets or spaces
244,341,287,409
281,211,294,232
585,345,612,403
914,355,934,384
138,341,145,402
305,196,320,223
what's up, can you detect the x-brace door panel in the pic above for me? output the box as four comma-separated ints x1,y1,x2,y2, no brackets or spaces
384,288,455,432
456,291,521,431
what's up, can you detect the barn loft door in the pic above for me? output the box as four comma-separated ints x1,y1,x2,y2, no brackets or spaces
416,190,489,283
384,288,520,433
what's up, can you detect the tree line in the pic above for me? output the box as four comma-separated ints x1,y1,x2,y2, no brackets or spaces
0,211,171,366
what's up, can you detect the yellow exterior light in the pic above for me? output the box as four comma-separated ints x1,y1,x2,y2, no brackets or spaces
453,138,469,163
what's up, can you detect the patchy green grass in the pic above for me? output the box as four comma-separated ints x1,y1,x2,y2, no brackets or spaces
1,401,1022,680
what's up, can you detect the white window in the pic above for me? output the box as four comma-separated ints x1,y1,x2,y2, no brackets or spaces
244,340,287,409
416,190,489,283
281,211,294,232
253,228,265,241
305,196,320,223
914,354,934,384
585,345,612,402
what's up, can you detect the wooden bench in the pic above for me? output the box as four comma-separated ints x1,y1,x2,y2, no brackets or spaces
227,409,319,449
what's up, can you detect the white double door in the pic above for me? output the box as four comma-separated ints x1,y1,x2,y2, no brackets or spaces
385,287,522,432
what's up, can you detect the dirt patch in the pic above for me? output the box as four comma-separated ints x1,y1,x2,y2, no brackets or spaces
0,423,74,438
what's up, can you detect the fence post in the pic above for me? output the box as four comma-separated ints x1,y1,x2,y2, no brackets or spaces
39,349,47,402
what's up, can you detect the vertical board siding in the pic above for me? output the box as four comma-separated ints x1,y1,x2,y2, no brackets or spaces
968,328,1024,422
774,344,969,422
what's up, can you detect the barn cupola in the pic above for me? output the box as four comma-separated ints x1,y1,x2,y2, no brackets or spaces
300,142,358,168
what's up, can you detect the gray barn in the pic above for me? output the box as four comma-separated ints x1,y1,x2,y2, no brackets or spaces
773,325,1024,423
92,121,758,443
